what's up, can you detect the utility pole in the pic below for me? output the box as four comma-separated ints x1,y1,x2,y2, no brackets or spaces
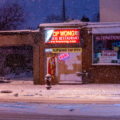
62,0,66,21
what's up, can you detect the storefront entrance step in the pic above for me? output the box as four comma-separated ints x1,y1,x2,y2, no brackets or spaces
59,80,82,83
58,81,83,85
58,83,83,85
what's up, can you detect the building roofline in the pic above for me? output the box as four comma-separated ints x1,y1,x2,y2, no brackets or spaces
0,29,39,34
39,21,120,29
39,20,87,28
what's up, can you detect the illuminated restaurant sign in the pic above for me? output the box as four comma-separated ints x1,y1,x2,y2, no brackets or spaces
45,29,80,44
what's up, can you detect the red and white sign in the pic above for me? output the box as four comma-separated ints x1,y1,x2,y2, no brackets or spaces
47,29,80,44
58,53,70,61
102,50,117,57
99,50,118,63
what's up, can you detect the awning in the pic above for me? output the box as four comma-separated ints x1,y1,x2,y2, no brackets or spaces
92,27,120,34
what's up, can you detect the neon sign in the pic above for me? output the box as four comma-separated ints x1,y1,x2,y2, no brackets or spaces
58,53,70,61
46,29,80,44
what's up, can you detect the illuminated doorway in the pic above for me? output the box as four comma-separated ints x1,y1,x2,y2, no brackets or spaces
45,48,82,84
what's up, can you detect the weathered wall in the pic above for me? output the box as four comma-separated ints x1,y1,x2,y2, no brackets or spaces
82,28,120,83
0,33,34,46
0,31,43,85
100,0,120,22
58,52,82,83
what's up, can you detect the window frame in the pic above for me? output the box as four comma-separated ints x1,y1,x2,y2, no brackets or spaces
92,34,120,66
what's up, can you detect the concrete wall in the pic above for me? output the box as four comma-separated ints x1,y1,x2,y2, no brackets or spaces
100,0,120,22
0,31,44,85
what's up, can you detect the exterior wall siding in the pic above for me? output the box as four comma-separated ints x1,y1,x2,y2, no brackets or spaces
100,0,120,22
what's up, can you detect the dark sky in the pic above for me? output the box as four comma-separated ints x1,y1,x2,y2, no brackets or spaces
0,0,99,29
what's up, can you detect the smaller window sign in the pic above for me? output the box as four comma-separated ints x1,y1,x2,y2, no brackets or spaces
102,50,117,57
45,29,80,44
98,50,118,63
58,53,70,61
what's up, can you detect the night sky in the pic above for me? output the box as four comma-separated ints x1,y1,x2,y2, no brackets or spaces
0,0,99,29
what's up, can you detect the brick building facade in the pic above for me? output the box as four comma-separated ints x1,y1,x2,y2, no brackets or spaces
0,21,120,84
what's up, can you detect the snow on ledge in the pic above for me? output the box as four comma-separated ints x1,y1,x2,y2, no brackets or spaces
92,63,120,66
92,27,120,34
0,29,39,34
87,22,120,34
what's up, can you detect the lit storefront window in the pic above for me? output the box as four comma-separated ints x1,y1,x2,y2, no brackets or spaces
93,34,120,65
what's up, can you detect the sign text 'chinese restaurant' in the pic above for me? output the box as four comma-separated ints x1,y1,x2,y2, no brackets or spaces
47,29,80,44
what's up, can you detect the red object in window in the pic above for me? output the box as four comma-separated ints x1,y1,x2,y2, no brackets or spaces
48,57,56,82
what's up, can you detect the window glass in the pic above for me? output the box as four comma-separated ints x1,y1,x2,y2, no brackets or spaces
93,34,120,65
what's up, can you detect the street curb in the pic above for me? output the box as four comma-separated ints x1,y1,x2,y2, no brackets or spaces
1,98,120,104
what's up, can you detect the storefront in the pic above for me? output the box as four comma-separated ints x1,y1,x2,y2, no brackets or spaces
38,22,120,84
39,22,86,84
1,22,120,84
93,34,120,65
82,23,120,83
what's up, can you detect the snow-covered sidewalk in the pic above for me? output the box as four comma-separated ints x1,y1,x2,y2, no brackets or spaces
0,80,120,103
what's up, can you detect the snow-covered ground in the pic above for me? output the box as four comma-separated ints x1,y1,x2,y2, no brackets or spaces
0,82,120,103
